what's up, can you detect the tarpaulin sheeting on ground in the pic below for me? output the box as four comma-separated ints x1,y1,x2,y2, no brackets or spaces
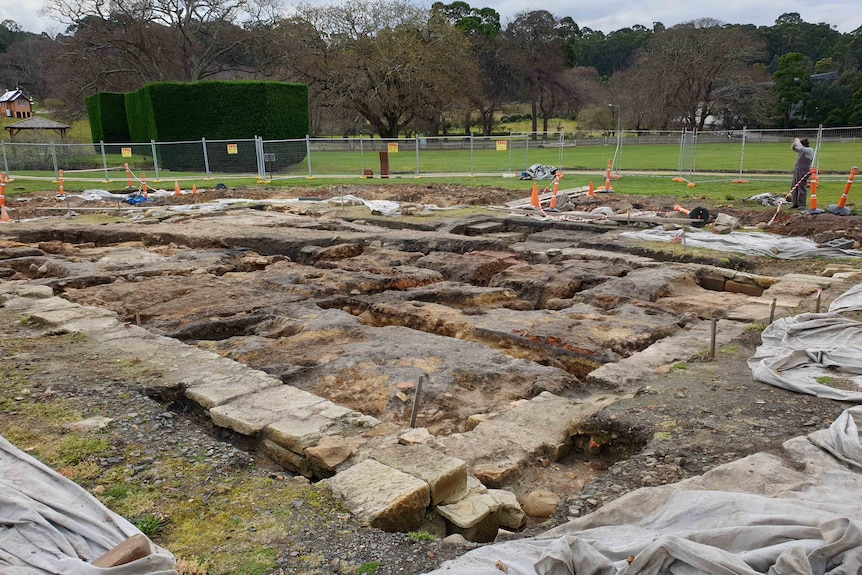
423,406,862,575
619,227,862,259
0,434,176,574
519,164,559,180
746,283,862,402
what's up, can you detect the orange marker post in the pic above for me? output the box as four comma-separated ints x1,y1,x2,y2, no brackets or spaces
530,182,540,209
549,172,561,209
588,182,595,197
57,169,65,198
603,160,614,191
125,163,132,188
807,167,821,213
141,173,149,199
835,166,858,211
0,172,11,223
192,184,197,195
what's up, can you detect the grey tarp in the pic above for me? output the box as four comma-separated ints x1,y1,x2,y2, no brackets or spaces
619,228,862,259
423,406,862,575
0,434,176,574
747,283,862,402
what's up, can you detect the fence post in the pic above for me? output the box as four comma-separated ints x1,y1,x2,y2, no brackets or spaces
306,135,312,178
201,137,211,179
359,137,365,176
100,140,109,182
415,134,420,178
470,134,474,177
150,140,160,181
50,142,58,178
255,136,265,181
1,142,7,176
524,133,529,172
558,131,564,167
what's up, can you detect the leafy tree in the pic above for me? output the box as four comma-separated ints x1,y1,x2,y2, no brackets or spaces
772,52,813,127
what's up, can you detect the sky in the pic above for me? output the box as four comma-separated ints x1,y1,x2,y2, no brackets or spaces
3,0,862,37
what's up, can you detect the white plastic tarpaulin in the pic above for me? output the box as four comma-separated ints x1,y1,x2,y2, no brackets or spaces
423,406,862,575
747,283,862,402
0,434,176,574
619,228,862,259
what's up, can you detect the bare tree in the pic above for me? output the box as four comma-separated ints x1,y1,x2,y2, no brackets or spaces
43,0,279,83
634,19,764,130
286,0,479,138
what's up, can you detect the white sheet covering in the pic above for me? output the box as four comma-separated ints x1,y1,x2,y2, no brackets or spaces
0,435,177,574
423,406,862,575
747,283,862,402
619,228,862,259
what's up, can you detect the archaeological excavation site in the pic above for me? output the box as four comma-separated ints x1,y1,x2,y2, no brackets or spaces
2,184,862,574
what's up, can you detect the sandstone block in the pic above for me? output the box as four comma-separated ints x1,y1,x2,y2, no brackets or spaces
371,444,467,505
488,489,526,529
261,439,313,478
306,435,365,475
436,493,501,543
209,385,326,436
698,276,725,292
326,459,430,532
725,280,763,297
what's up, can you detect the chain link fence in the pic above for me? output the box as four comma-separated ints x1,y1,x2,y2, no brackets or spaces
2,127,860,185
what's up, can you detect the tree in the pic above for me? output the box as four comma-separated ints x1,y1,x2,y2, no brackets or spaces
503,10,571,138
43,0,278,83
772,52,813,127
634,19,764,130
286,0,480,138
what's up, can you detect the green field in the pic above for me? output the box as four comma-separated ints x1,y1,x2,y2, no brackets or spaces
4,138,860,208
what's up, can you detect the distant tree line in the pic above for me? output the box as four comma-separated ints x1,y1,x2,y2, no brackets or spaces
2,5,862,138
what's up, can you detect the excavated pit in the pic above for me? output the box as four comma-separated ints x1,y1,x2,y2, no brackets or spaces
3,204,824,536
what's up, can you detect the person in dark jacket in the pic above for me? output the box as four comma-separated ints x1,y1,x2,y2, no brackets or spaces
790,137,815,208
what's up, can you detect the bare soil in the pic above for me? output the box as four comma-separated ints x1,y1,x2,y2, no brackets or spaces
1,183,860,575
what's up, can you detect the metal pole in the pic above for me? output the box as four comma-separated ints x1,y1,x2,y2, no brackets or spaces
769,298,777,323
738,126,747,179
100,141,109,181
1,141,7,176
306,135,312,178
150,140,160,181
525,132,529,171
201,137,211,179
469,134,474,177
558,131,564,168
415,134,420,177
409,374,425,428
360,136,365,176
50,142,58,177
709,318,717,359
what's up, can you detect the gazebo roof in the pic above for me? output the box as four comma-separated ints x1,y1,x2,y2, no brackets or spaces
4,116,71,139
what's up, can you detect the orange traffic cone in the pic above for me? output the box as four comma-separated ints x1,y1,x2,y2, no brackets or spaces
174,181,181,196
192,184,197,195
530,182,540,209
588,182,595,197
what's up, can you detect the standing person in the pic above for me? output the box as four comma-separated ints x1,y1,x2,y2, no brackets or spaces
789,137,815,208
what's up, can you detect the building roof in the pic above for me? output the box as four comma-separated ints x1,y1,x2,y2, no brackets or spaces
0,89,25,103
5,117,70,130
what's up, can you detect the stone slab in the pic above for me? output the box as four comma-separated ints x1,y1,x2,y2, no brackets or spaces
209,385,326,436
370,444,467,505
587,319,748,388
326,459,430,532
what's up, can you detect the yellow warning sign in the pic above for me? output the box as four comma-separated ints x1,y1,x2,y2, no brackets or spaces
121,147,132,158
227,143,238,155
387,143,399,153
496,141,507,151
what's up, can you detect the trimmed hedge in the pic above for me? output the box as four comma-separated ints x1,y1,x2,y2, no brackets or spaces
89,81,309,171
85,93,131,144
